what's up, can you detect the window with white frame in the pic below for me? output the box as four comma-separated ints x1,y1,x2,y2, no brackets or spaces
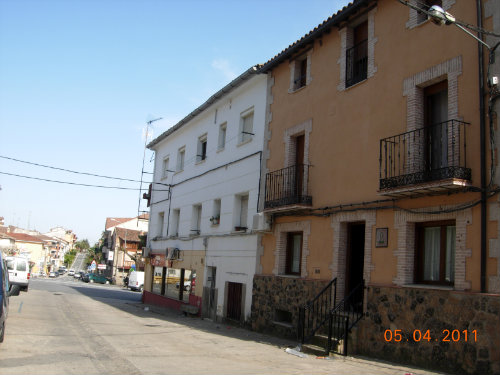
176,147,185,172
211,199,221,225
197,134,208,163
218,123,227,150
191,204,202,235
158,212,165,237
171,209,180,237
239,109,254,143
237,194,249,230
162,157,170,179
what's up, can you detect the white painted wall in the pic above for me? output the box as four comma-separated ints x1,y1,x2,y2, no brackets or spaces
148,71,267,321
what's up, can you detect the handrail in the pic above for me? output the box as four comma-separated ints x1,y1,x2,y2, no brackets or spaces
298,277,337,345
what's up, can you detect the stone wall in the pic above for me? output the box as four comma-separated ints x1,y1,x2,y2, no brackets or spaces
355,285,500,375
251,275,329,339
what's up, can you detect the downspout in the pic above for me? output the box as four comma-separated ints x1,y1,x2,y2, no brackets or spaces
476,0,487,293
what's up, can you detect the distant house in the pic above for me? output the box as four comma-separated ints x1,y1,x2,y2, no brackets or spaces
102,215,148,284
7,232,45,274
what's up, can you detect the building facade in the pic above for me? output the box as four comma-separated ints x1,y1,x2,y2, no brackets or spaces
144,66,267,322
252,1,499,374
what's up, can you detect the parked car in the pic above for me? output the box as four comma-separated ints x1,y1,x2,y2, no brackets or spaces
49,271,59,278
88,273,111,284
68,269,75,276
74,271,83,279
5,257,30,291
81,273,90,282
128,271,144,292
1,252,21,344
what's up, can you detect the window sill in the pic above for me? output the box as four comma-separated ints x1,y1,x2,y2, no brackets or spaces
402,284,454,291
288,84,307,94
216,147,225,153
174,170,184,175
195,159,207,166
344,77,367,91
277,274,301,279
237,138,253,147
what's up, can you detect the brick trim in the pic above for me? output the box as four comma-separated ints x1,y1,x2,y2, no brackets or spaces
393,206,472,291
273,220,311,278
283,119,312,168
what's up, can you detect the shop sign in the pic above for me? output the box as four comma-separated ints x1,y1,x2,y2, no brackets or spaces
151,254,166,267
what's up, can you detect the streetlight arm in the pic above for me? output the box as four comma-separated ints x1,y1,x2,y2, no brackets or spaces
454,23,492,50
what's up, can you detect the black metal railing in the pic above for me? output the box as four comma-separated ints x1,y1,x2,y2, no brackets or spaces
298,278,337,346
264,164,312,209
379,119,471,190
346,39,368,87
328,280,365,355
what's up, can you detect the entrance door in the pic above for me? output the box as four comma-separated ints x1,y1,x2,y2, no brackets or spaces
345,223,365,297
226,282,242,321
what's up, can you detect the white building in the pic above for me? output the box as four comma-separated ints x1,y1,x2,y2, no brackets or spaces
145,65,267,323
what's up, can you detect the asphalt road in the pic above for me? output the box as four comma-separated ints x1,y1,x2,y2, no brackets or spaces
0,277,446,375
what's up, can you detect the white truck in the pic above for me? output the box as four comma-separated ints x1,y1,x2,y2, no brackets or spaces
128,271,144,292
5,257,30,292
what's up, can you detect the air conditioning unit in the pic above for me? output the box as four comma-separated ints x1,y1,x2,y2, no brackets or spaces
252,213,271,232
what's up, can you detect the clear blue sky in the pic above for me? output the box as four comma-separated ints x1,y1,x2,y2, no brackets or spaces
0,0,350,245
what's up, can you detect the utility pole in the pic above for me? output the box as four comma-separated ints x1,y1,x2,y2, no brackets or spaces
138,117,162,221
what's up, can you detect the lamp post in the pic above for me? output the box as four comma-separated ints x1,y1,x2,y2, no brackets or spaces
427,3,500,293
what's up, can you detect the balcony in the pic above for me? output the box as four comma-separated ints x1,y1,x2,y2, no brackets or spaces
264,164,312,210
346,39,367,88
379,120,471,197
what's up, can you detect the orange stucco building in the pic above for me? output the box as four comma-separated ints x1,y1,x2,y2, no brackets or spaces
251,1,499,374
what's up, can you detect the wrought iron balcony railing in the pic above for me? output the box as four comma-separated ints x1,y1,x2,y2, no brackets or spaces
379,119,471,191
264,164,312,210
346,39,368,88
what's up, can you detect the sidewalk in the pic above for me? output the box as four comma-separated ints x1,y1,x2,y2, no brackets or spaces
128,301,449,375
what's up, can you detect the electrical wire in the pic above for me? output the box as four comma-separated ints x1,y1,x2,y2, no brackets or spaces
0,171,170,192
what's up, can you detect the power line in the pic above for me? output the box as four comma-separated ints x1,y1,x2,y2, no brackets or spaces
0,171,170,191
0,154,169,187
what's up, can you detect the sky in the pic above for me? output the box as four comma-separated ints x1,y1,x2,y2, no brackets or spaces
0,0,351,245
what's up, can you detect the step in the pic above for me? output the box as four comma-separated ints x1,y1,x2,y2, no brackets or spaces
300,343,328,357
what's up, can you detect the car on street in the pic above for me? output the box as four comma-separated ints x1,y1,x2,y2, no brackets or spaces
74,271,83,279
49,271,58,278
128,271,144,292
81,273,90,282
68,269,75,276
1,252,21,344
88,273,111,284
5,256,30,291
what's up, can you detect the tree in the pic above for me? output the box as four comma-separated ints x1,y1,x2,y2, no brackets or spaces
75,239,90,251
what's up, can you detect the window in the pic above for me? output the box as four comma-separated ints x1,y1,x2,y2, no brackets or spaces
286,232,303,275
171,209,180,237
197,135,207,162
415,221,455,285
218,123,227,150
176,147,185,172
346,21,368,88
289,50,312,92
211,199,221,225
240,110,254,143
191,204,202,235
239,195,248,229
162,157,170,179
158,212,165,237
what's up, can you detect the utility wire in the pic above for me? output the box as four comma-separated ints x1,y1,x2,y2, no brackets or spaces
0,154,168,187
0,171,170,191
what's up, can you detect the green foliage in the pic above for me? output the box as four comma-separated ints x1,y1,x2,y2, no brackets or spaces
75,239,90,250
64,249,78,267
85,245,103,266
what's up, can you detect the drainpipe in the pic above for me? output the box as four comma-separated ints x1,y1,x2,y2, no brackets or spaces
476,0,487,293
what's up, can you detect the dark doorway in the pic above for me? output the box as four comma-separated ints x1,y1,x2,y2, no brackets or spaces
295,135,305,199
424,80,448,171
226,282,242,321
345,223,365,297
208,267,217,321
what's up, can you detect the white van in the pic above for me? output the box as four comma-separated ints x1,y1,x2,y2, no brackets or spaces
6,257,30,291
128,271,144,292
